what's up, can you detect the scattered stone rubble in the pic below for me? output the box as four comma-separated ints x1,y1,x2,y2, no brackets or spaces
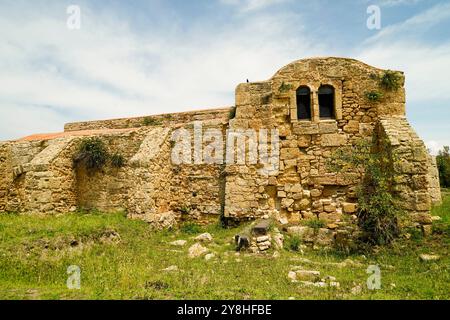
188,243,209,258
170,240,187,246
288,267,340,288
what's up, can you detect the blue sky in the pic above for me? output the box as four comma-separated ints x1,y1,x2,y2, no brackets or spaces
0,0,449,153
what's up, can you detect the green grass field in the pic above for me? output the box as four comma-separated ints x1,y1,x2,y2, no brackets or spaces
0,191,449,300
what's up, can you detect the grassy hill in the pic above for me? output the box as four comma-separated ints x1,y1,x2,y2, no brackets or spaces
0,191,449,300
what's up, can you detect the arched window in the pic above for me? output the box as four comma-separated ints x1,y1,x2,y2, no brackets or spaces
318,85,335,119
296,86,311,120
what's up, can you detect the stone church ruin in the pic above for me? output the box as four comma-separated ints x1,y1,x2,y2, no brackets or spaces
0,57,441,245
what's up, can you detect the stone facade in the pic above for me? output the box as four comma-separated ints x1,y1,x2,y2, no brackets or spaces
0,57,441,238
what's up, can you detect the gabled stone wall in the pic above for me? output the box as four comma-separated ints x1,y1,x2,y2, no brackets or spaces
224,58,405,224
222,57,439,237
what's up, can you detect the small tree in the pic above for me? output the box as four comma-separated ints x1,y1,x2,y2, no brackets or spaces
328,138,402,245
379,70,402,91
110,153,126,168
437,146,450,188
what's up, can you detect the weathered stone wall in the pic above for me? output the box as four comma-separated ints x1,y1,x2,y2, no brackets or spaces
0,125,226,224
427,156,442,205
1,140,45,212
0,57,440,238
26,138,78,213
377,117,441,234
0,138,78,213
0,142,13,211
64,108,232,132
42,125,225,226
75,130,144,212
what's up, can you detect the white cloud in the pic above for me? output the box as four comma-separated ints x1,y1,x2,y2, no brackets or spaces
364,2,450,44
356,2,450,147
378,0,423,7
356,42,450,102
357,2,450,102
0,0,448,148
426,140,446,156
0,2,322,140
220,0,289,12
0,103,69,141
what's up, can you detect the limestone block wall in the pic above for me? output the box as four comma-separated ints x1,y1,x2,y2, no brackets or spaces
25,138,78,213
427,156,442,205
64,107,232,132
377,117,441,228
126,127,176,217
75,130,145,212
0,140,47,212
0,124,226,223
161,120,229,223
72,125,224,222
0,142,13,211
0,138,78,213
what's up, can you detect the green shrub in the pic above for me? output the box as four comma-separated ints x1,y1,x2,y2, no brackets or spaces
303,219,326,229
328,138,402,245
110,153,125,168
278,81,293,93
369,72,379,80
180,222,202,234
436,146,450,188
406,226,424,242
286,235,302,251
433,220,450,238
74,138,128,172
143,117,161,126
365,91,383,102
380,70,402,91
179,206,191,215
73,138,108,172
229,107,236,120
357,184,401,245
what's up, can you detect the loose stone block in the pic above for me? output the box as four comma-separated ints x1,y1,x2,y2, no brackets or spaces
295,270,321,282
